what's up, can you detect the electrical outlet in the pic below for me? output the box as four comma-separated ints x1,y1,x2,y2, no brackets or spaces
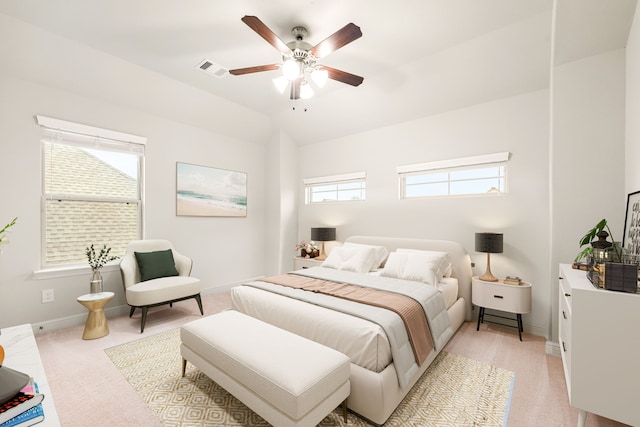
42,289,54,303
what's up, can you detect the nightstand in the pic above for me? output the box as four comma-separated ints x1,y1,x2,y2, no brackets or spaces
293,257,324,270
472,276,531,341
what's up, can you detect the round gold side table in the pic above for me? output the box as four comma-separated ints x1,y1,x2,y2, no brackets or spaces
77,291,115,340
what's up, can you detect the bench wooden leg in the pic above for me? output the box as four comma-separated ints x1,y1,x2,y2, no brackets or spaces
181,358,187,377
342,398,348,422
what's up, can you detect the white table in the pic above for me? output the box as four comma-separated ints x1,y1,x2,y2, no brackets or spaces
0,324,60,426
472,276,532,341
77,292,115,340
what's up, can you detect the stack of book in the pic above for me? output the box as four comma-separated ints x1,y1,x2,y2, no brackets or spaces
0,380,45,427
503,276,522,285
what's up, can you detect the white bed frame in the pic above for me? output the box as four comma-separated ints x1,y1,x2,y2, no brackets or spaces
341,236,472,425
234,236,473,425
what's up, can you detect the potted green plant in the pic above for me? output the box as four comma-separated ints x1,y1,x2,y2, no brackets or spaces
574,218,621,262
85,244,119,293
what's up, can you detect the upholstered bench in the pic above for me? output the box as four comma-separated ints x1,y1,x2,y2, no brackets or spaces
180,310,350,427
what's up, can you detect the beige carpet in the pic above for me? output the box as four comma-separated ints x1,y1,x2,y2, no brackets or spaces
105,328,514,427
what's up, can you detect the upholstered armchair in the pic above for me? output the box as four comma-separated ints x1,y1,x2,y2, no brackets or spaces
119,239,203,333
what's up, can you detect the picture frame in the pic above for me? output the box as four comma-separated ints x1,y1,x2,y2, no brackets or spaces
176,162,247,217
622,190,640,257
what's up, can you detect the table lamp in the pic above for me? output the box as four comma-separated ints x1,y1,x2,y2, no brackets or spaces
311,227,336,261
475,232,503,282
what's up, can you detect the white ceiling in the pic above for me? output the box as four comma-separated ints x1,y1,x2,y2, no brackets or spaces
0,0,634,145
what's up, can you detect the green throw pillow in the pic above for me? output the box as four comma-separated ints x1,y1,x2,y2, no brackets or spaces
134,249,180,282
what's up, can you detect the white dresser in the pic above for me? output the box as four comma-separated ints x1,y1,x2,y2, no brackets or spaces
558,264,640,427
0,324,61,426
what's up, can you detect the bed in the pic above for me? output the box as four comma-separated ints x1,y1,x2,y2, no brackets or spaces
230,236,473,425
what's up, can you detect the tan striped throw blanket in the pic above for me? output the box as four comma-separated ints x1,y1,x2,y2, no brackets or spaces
261,274,434,365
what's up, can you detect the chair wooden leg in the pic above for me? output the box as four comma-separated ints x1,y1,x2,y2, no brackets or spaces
195,294,204,315
181,358,187,377
140,307,148,333
129,306,136,318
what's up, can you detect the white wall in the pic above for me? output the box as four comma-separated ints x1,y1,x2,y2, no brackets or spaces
0,19,269,329
627,5,640,194
298,90,551,337
549,49,627,345
265,130,299,276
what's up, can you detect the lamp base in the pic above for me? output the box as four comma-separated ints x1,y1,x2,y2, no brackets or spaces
315,242,328,261
479,273,499,282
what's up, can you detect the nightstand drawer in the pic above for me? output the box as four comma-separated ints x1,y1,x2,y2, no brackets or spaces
293,257,324,270
472,279,532,314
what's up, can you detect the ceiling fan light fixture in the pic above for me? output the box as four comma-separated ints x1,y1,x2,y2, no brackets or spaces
300,81,314,99
282,59,301,81
311,68,328,88
272,76,288,93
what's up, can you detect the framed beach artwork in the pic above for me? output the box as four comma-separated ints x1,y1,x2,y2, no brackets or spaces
176,162,247,217
623,190,640,257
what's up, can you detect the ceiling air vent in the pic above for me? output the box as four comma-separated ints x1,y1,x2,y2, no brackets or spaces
197,60,228,78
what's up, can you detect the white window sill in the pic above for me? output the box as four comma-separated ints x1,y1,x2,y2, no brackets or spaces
33,262,120,280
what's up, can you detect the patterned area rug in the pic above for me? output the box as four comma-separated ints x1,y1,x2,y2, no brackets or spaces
105,328,514,427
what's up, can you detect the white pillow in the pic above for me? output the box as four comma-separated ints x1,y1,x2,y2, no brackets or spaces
380,251,443,285
321,246,378,274
396,249,451,279
343,242,389,270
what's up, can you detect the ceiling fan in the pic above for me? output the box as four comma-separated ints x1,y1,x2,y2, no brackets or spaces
229,15,364,100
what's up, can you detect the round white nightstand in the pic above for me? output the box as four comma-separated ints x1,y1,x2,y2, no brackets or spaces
77,291,115,340
293,256,324,270
471,277,532,341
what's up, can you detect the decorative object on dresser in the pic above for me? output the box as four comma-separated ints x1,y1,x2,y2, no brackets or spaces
475,232,503,282
574,218,621,263
310,227,336,260
558,264,640,427
623,190,640,258
575,219,638,293
472,276,531,341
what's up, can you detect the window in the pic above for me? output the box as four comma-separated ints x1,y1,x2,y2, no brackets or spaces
304,172,366,204
37,116,145,268
398,152,509,199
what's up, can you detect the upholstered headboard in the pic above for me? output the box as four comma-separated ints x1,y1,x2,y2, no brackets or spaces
345,236,473,321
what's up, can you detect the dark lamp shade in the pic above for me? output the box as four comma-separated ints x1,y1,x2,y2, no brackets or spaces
475,232,503,254
311,227,336,242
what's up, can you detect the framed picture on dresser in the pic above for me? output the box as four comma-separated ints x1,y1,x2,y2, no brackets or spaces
623,190,640,257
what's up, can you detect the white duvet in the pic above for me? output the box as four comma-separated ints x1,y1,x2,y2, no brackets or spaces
230,267,454,391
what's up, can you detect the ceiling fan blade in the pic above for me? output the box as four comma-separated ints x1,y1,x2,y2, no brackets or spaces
229,64,280,75
322,66,364,87
290,79,301,100
241,15,292,55
311,23,362,59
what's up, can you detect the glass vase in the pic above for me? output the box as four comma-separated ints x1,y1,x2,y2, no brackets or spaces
90,269,103,294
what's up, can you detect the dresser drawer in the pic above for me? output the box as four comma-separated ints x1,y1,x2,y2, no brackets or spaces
558,276,572,395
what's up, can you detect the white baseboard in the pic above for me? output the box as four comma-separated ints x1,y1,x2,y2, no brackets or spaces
32,304,130,334
31,277,260,335
546,340,561,357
